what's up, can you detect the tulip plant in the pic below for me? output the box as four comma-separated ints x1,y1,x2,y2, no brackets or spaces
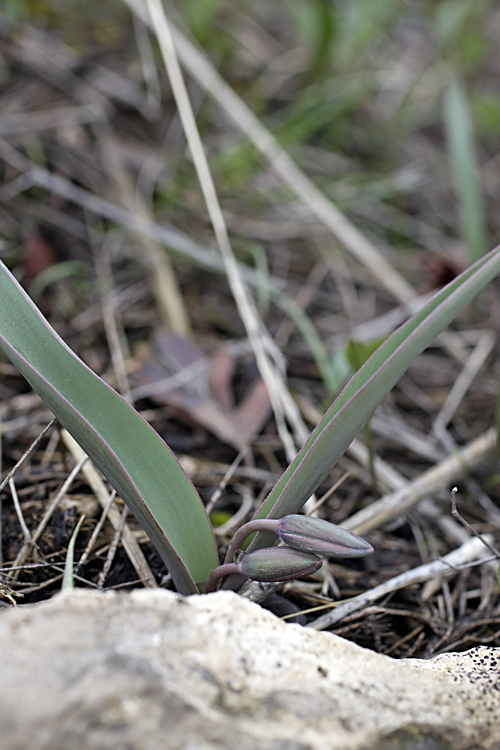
0,245,500,595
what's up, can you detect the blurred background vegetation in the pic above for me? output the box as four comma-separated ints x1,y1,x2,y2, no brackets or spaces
2,0,500,396
2,0,499,265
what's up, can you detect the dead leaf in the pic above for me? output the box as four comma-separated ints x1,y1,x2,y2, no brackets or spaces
132,331,272,451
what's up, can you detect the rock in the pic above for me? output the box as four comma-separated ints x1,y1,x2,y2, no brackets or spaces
0,588,499,750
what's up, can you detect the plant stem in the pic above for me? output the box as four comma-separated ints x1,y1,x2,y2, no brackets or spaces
205,562,241,593
223,518,279,565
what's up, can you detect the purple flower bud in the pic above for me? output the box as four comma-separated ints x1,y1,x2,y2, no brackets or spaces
275,515,373,558
239,547,322,583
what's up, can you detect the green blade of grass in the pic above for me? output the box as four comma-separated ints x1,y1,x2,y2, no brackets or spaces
445,76,488,263
249,243,500,550
0,261,218,594
62,514,85,591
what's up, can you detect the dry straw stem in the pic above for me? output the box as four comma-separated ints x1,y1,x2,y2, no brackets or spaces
94,240,133,402
0,417,56,570
346,438,471,548
343,428,496,536
0,417,56,495
98,504,129,588
143,0,308,459
2,20,189,337
96,128,192,337
9,478,31,544
0,105,103,135
124,0,415,305
7,455,88,577
75,492,115,573
61,430,158,588
309,535,494,630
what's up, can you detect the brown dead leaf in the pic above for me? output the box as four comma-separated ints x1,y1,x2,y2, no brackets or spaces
23,230,56,284
132,331,272,451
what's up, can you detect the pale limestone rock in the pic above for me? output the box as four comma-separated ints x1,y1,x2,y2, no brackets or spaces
0,588,498,749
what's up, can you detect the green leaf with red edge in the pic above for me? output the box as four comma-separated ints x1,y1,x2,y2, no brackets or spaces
0,261,218,594
249,244,500,552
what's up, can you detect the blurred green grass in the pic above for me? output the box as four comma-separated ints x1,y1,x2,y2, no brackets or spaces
6,0,498,254
3,0,499,359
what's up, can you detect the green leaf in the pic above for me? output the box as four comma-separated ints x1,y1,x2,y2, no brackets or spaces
62,514,85,591
0,261,218,594
444,76,488,263
346,336,387,372
250,244,500,550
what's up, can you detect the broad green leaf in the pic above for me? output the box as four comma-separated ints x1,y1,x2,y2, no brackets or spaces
0,261,218,594
250,244,500,551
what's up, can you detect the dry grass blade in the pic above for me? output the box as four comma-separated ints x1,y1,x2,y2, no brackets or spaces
8,478,31,543
0,418,56,494
98,505,129,588
450,488,500,560
75,492,116,572
432,330,495,437
7,455,88,577
343,428,496,536
94,241,133,401
124,0,415,305
61,430,158,588
309,535,495,630
347,438,471,548
97,128,192,337
143,0,308,460
205,447,249,515
0,105,104,135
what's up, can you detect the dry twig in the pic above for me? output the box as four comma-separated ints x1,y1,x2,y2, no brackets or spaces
124,0,415,305
309,535,495,630
61,430,158,588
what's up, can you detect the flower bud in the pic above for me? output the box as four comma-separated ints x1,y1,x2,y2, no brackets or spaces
239,547,322,583
276,515,373,558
